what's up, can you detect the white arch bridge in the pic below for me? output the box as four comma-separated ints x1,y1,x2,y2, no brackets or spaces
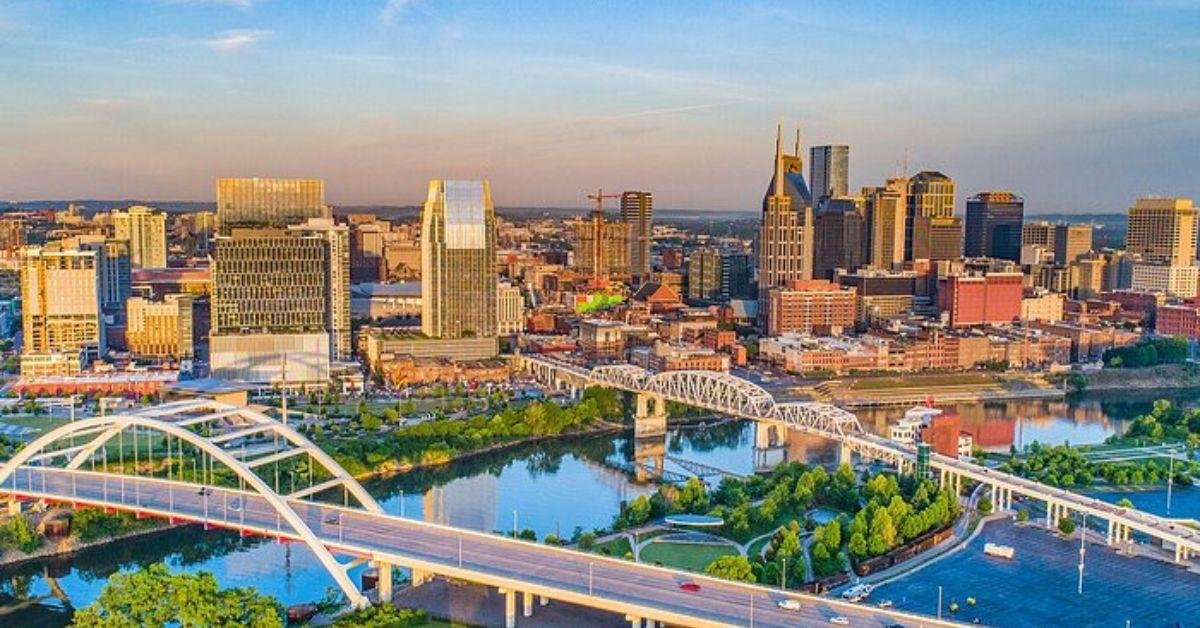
0,398,950,628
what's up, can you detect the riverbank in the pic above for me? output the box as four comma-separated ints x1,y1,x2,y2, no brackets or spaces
1078,364,1200,392
0,516,172,570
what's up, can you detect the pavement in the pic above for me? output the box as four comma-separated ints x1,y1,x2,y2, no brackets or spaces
6,467,960,628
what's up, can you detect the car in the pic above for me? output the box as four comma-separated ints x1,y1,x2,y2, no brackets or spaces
829,617,850,625
777,599,801,611
679,582,701,592
885,624,906,628
878,599,894,608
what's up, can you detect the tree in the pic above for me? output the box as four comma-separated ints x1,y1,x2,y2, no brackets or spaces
72,564,283,627
1016,509,1030,522
976,496,993,514
704,555,756,583
848,531,868,559
1115,498,1135,509
578,532,597,550
677,478,711,514
1058,517,1076,535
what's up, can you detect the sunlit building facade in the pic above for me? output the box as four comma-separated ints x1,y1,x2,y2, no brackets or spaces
421,179,498,339
112,205,168,269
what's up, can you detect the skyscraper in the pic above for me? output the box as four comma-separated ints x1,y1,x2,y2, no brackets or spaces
216,178,327,228
421,180,498,339
572,207,632,282
758,125,814,329
1126,197,1197,266
906,171,955,260
620,191,653,281
865,178,908,269
813,198,865,280
210,178,348,385
965,191,1024,261
20,242,105,375
112,205,168,269
809,145,849,201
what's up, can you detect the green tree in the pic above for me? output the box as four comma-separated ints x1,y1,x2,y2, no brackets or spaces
677,478,711,514
0,515,41,553
1058,517,1076,535
976,496,993,514
1016,509,1030,522
332,605,429,627
72,564,283,627
848,531,868,559
1115,498,1135,509
703,555,756,583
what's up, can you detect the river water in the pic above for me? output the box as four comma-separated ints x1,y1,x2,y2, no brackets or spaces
2,392,1198,626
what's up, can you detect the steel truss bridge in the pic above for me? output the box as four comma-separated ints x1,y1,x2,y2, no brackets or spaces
516,354,1200,566
0,399,949,628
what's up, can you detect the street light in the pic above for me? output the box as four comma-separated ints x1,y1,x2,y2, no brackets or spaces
1167,450,1178,515
513,509,519,539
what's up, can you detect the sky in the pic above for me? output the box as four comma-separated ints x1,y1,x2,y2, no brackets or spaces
0,1,1198,213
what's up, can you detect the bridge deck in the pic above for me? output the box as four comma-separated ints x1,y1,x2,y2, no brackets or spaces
5,466,952,628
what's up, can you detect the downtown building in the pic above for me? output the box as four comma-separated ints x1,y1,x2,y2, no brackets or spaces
685,246,753,302
758,125,815,330
210,178,350,386
620,191,653,283
809,145,849,202
572,207,632,283
19,241,106,376
1022,221,1094,265
864,178,908,269
964,191,1024,261
907,171,962,262
764,279,857,337
111,205,168,269
421,179,499,339
813,197,865,281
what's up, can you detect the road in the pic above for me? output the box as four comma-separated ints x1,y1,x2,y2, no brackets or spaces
5,466,957,628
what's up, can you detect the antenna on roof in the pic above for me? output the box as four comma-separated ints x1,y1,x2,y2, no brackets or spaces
903,147,910,177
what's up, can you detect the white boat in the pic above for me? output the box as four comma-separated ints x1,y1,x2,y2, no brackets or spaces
984,542,1014,559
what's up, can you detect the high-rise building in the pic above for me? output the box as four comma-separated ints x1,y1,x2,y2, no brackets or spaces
572,202,632,283
216,178,328,229
1054,223,1092,264
350,218,393,283
686,247,722,302
866,178,908,269
210,218,349,385
964,191,1024,261
809,145,849,201
20,242,105,374
497,282,525,335
936,272,1023,327
813,198,865,280
112,205,168,269
126,294,194,360
620,191,653,281
906,171,955,260
911,216,964,261
421,180,498,339
1126,197,1197,266
758,125,815,330
1023,221,1092,265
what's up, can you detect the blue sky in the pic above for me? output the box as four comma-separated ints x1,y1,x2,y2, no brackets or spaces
1,0,1197,212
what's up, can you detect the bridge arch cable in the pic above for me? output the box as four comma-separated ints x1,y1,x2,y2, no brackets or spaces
0,399,383,607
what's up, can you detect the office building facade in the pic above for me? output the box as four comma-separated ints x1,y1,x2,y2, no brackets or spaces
620,191,653,281
1126,197,1197,266
809,145,849,201
126,294,194,360
906,171,955,260
965,191,1024,261
421,179,498,339
112,205,168,269
216,178,328,228
866,178,908,269
813,199,865,280
20,243,105,374
758,125,815,329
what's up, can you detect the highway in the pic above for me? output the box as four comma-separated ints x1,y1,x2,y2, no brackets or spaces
6,465,957,628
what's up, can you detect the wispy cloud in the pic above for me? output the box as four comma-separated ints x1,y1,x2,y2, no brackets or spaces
380,0,417,26
205,29,272,53
165,0,260,10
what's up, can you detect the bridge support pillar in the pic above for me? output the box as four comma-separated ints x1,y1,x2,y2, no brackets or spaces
523,591,534,617
376,562,393,602
634,393,667,439
837,442,853,466
4,498,20,516
625,615,643,628
411,567,432,587
502,589,516,628
1106,519,1115,545
539,595,549,606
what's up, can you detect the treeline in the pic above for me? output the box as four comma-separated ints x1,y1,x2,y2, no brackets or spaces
1002,439,1197,488
325,387,622,476
1102,336,1189,368
1116,399,1200,446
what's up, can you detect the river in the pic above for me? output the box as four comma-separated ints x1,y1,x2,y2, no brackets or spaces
1,392,1197,625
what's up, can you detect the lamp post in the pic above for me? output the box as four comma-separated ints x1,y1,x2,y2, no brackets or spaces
1167,450,1177,515
513,509,519,538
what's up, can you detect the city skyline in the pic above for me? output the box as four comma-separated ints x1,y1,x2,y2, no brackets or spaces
1,1,1197,212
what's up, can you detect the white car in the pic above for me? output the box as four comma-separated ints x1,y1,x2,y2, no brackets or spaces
777,599,801,611
829,617,850,625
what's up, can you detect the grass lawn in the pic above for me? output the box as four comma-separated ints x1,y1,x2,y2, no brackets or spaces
593,536,633,559
0,415,70,435
639,541,738,573
746,536,772,560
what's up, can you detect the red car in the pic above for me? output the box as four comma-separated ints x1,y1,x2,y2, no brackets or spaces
679,582,701,592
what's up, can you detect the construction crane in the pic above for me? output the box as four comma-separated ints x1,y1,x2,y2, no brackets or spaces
585,188,621,285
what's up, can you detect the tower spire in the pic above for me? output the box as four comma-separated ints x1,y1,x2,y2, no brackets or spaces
773,122,784,197
794,126,801,156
